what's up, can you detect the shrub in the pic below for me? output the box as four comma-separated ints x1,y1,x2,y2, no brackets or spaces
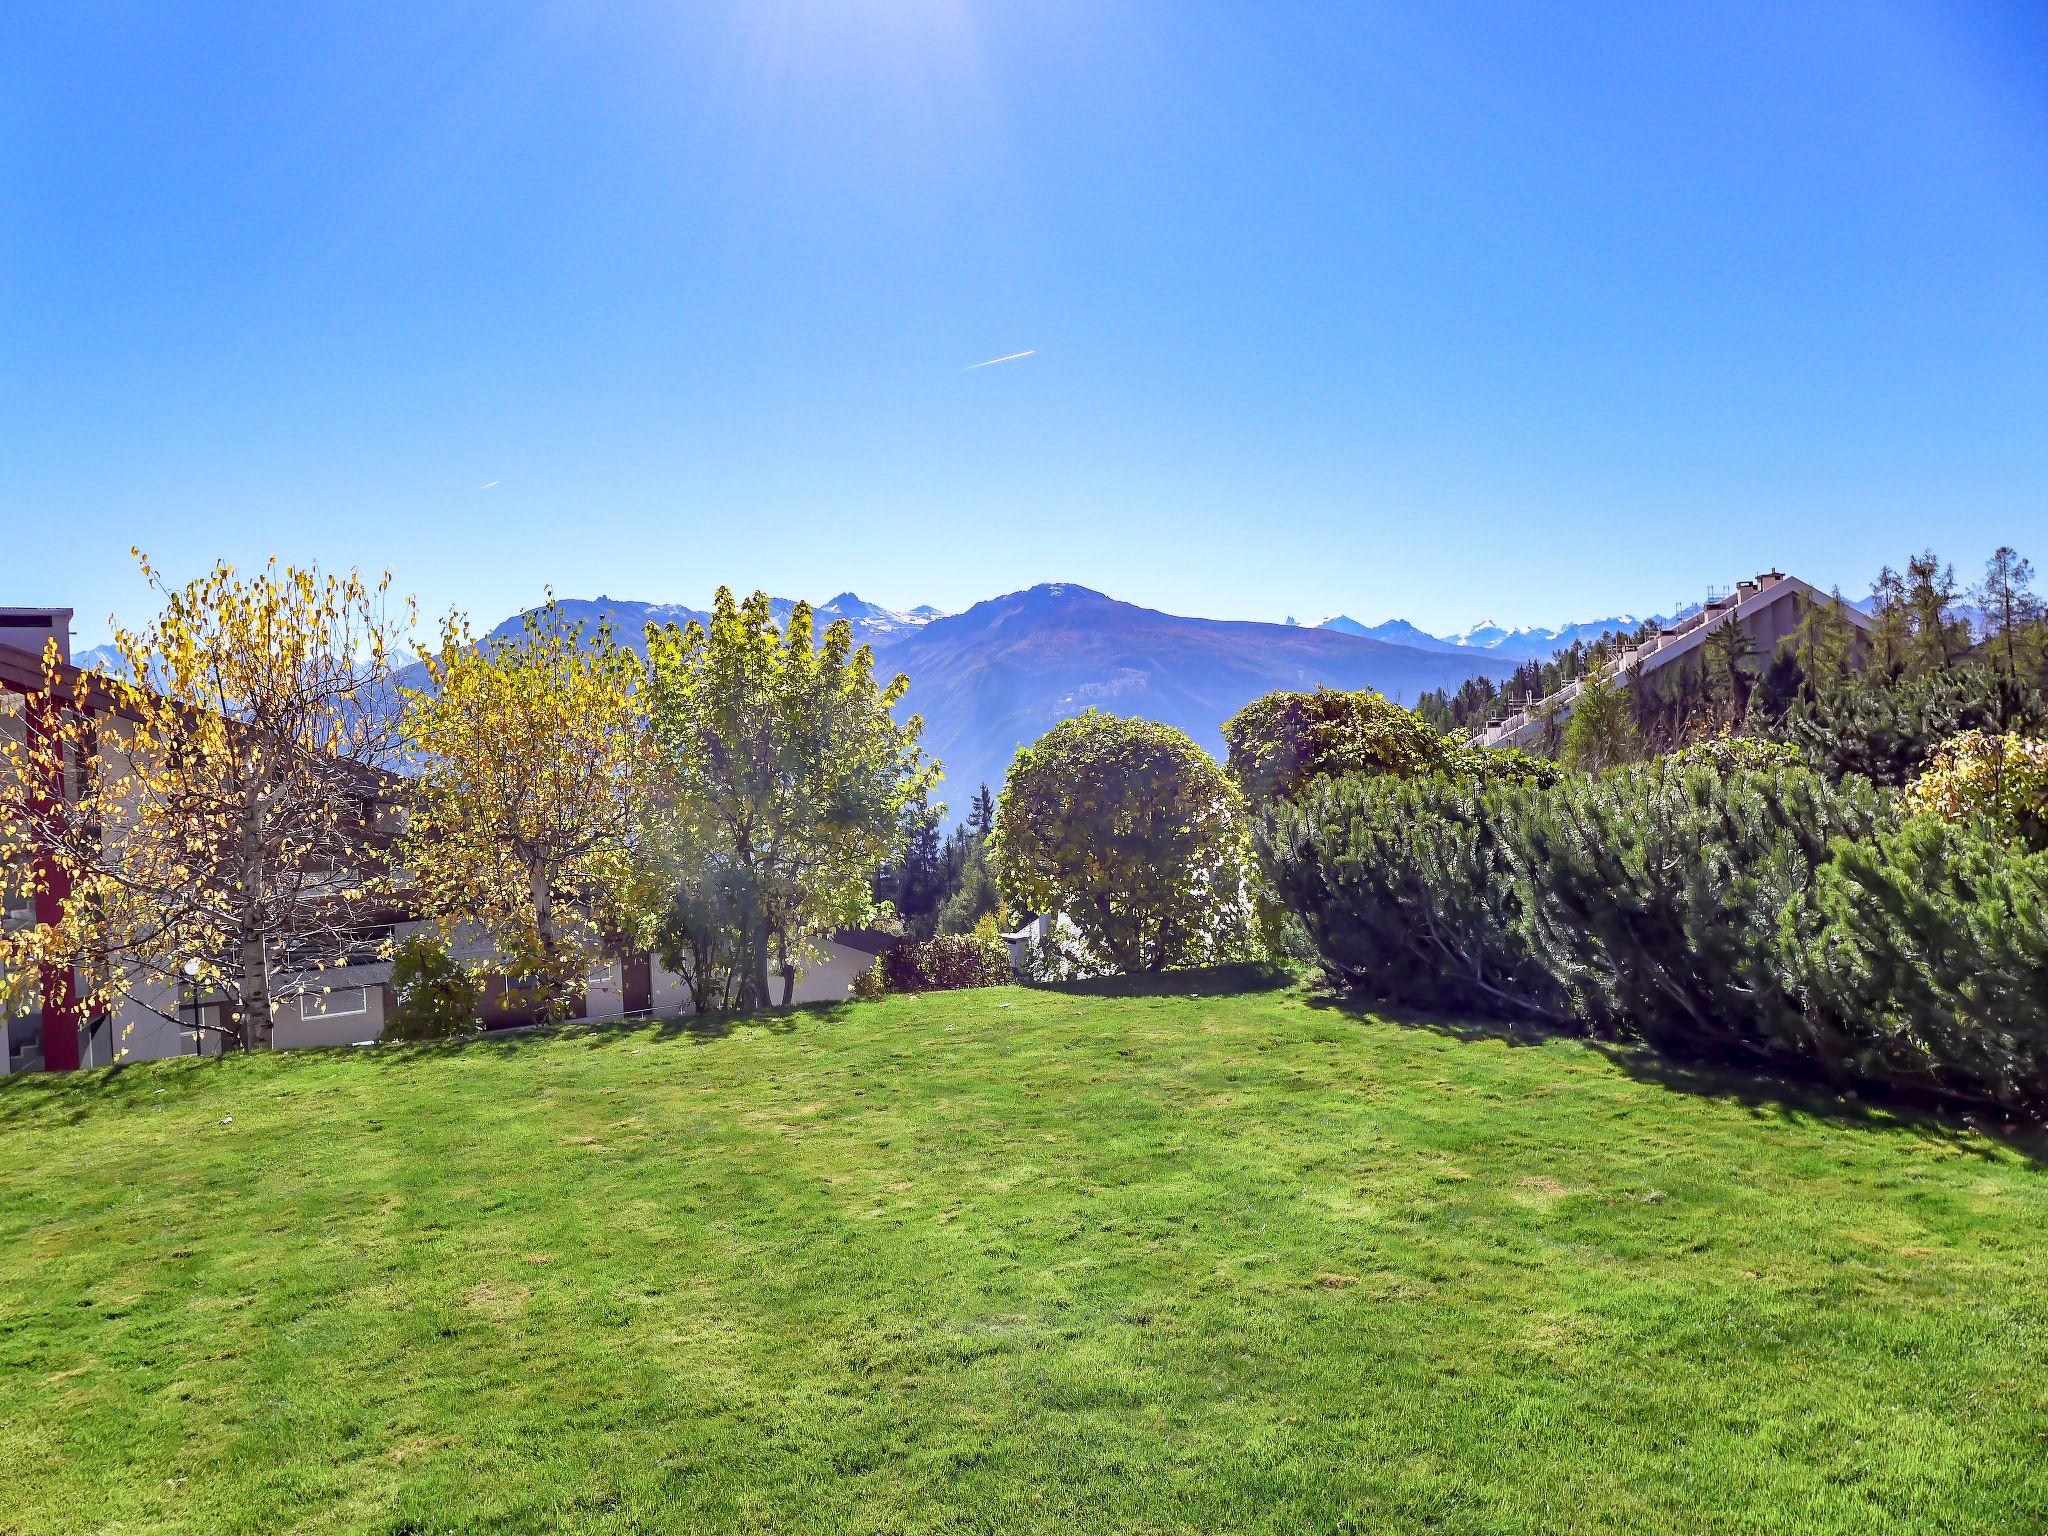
993,710,1255,975
1783,816,2048,1113
1257,772,1562,1022
1902,730,2048,851
1452,745,1564,788
385,933,483,1041
1223,687,1461,805
1667,733,1801,775
1513,760,1887,1064
853,924,1013,998
1774,664,2040,785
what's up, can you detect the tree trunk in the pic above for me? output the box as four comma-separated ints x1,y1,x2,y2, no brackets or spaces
240,933,273,1050
750,914,773,1011
529,866,564,1019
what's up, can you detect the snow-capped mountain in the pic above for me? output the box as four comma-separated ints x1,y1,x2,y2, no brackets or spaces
1315,609,1678,660
816,593,945,637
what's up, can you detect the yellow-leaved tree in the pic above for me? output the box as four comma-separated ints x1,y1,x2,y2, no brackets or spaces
398,603,649,1020
0,553,413,1055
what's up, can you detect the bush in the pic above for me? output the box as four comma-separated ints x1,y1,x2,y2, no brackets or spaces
1223,687,1461,805
1902,730,2048,851
1667,734,1802,775
852,924,1013,998
385,933,483,1040
1774,665,2041,786
1257,772,1561,1022
1783,816,2048,1113
993,710,1255,975
1513,760,1887,1064
1260,759,2048,1113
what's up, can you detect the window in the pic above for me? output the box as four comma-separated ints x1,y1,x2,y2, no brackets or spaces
300,987,368,1018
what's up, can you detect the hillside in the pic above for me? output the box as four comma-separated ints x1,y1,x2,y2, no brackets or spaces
3,981,2043,1535
872,584,1521,810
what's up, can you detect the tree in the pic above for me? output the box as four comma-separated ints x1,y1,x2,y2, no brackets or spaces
1559,673,1640,773
643,588,936,1008
935,836,1003,934
1977,547,2043,682
1702,616,1758,723
1903,550,1971,673
992,710,1251,975
1786,587,1860,691
399,603,647,1021
881,802,949,936
1867,565,1910,674
648,822,755,1015
0,554,410,1056
1221,687,1460,806
967,783,997,841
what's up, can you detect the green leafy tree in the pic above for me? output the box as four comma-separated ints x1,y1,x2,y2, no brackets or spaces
643,588,937,1008
384,932,483,1041
992,710,1251,975
648,824,755,1015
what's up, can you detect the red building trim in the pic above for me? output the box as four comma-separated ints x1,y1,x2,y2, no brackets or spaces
22,686,81,1071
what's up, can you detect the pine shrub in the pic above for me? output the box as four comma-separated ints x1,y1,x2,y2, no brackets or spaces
1783,817,2048,1113
1513,760,1887,1065
1257,773,1564,1022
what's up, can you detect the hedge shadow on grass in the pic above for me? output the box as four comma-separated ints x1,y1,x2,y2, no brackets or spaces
1021,963,1297,1001
1303,988,2048,1167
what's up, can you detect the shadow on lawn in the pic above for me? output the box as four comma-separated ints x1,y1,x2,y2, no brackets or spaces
1024,962,1296,1001
1304,990,2048,1166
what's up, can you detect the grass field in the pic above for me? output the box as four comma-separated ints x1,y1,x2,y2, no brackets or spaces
2,975,2044,1535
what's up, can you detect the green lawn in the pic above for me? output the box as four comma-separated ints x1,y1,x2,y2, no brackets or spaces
2,978,2044,1535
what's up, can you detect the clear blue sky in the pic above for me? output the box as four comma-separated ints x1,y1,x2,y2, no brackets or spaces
5,1,2045,644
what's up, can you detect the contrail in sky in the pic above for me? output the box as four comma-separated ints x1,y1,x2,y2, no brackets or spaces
965,349,1035,370
477,481,499,490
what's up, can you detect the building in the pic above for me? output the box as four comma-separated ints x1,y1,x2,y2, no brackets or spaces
1476,570,1869,750
1,609,894,1073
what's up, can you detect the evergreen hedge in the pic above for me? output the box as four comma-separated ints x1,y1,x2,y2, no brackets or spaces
1260,759,2048,1114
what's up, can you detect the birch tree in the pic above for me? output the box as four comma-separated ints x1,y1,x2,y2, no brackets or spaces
0,554,411,1054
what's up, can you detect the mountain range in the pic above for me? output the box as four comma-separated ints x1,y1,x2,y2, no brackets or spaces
400,584,1564,818
1307,610,1670,659
64,584,1704,822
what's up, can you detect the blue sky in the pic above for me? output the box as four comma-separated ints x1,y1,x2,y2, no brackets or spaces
4,1,2045,644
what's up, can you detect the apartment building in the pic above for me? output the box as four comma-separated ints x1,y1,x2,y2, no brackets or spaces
1477,570,1870,749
